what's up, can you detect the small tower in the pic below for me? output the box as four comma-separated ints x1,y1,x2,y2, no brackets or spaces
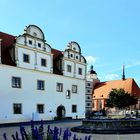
89,65,97,80
122,64,125,80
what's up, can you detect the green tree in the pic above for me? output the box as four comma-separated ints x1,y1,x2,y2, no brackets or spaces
106,88,138,109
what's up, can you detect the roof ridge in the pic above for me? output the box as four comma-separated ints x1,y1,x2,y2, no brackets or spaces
0,31,15,38
101,78,134,83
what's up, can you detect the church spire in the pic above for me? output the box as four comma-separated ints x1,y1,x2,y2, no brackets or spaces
122,64,125,80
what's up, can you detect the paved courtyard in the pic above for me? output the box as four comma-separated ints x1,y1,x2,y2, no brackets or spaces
0,120,140,140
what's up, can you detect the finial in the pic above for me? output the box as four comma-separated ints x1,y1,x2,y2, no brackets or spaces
90,65,93,70
122,64,125,80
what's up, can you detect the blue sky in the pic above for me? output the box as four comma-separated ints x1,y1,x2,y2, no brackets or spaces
1,0,140,85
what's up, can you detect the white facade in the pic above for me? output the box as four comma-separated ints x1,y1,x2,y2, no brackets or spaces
0,25,86,123
0,64,85,123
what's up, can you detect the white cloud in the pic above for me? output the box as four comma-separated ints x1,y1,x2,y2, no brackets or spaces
105,74,119,80
85,56,97,71
85,56,97,65
108,61,140,73
125,61,140,69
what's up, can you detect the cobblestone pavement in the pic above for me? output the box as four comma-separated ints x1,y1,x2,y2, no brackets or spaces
0,120,140,140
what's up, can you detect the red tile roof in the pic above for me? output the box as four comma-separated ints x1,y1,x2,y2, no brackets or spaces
93,78,140,99
51,48,63,75
0,32,15,50
0,32,16,66
52,48,63,60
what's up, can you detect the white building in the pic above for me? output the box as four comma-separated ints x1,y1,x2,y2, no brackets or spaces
0,25,87,123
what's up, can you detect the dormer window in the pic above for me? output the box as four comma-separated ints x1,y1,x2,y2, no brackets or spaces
38,43,41,48
76,56,78,59
70,54,73,58
29,40,32,45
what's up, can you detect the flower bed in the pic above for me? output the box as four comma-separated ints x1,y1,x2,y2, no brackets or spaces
3,120,91,140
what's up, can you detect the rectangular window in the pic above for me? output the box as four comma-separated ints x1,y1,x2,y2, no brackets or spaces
37,104,44,113
86,96,91,100
67,65,72,72
88,90,91,93
88,83,90,86
38,43,41,47
72,105,77,113
41,58,47,67
23,54,30,63
37,80,45,90
13,103,22,114
66,90,71,99
86,103,91,106
29,40,32,45
72,85,77,93
78,68,82,75
12,77,21,88
57,83,63,92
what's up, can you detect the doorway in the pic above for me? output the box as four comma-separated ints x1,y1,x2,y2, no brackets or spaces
56,105,65,119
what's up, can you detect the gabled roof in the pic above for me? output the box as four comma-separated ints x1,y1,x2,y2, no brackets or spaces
0,32,16,66
52,48,63,60
93,78,140,99
0,32,16,50
51,48,63,75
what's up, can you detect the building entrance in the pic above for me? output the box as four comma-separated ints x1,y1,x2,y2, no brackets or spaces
56,105,65,119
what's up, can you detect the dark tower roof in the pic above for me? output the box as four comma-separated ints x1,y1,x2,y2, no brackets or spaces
90,65,97,74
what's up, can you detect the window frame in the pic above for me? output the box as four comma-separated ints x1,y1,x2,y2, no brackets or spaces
86,103,91,107
76,56,79,59
13,103,22,114
37,80,45,90
37,104,44,114
87,83,90,86
67,65,72,72
72,85,77,93
29,40,32,45
87,90,91,93
57,83,63,92
12,76,21,88
78,68,82,75
23,53,30,63
38,43,41,48
66,90,71,99
41,58,47,67
72,105,77,113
